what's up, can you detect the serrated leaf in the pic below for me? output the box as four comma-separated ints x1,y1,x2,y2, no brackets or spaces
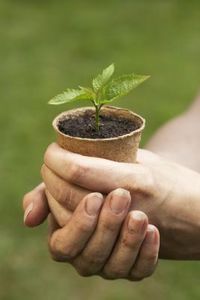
92,63,115,93
48,88,94,105
101,74,150,104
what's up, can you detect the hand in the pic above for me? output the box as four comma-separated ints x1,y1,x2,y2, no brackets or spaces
24,143,200,259
47,188,159,280
23,185,160,281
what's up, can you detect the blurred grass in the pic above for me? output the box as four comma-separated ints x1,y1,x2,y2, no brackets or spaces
0,0,200,299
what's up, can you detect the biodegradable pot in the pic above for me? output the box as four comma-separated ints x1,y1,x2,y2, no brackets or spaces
47,105,145,226
53,105,145,162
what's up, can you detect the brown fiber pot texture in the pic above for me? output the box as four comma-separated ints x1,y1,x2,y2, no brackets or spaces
52,105,145,163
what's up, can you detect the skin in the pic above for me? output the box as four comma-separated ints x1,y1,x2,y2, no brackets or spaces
40,143,200,259
47,189,159,280
23,177,160,280
23,93,200,278
146,93,200,172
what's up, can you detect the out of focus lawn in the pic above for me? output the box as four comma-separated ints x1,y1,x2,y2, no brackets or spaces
0,0,200,299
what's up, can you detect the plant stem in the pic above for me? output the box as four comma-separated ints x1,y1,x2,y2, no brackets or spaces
95,104,100,132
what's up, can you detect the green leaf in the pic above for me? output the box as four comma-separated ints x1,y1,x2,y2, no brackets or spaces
92,63,115,93
48,88,94,105
79,86,96,98
101,74,150,104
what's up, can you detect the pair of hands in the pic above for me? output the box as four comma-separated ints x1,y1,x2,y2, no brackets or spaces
23,143,162,280
26,142,198,279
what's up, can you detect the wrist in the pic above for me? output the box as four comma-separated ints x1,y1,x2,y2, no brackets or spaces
157,163,200,259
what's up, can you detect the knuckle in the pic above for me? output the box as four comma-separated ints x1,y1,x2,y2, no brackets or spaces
49,251,67,263
75,265,92,277
101,218,119,233
141,168,155,194
74,219,92,235
66,186,75,210
50,234,76,260
143,269,154,278
121,236,141,249
53,183,70,207
130,268,151,281
121,236,133,248
73,258,98,277
130,256,158,281
69,162,89,183
130,269,146,281
102,267,125,280
81,252,103,266
128,165,155,196
55,187,67,205
144,253,158,264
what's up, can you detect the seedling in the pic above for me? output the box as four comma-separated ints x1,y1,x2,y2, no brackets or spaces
49,64,149,131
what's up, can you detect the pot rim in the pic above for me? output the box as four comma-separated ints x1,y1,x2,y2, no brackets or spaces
52,105,145,142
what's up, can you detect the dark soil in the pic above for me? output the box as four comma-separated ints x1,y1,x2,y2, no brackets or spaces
58,111,139,139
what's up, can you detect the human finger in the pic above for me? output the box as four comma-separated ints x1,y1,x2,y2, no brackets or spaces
102,211,148,279
72,188,131,276
45,190,72,227
49,192,103,261
130,224,160,281
23,183,49,227
41,164,89,211
44,143,149,193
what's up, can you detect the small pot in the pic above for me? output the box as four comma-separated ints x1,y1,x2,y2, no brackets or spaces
53,105,145,163
47,105,145,226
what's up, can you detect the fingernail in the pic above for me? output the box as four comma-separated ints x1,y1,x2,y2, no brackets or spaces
24,202,33,223
85,193,103,216
109,188,130,214
145,225,155,243
128,211,146,233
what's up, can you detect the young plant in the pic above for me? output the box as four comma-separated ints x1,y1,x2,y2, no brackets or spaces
48,64,149,131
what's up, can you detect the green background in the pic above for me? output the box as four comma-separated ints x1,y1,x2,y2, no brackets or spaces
0,0,200,299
